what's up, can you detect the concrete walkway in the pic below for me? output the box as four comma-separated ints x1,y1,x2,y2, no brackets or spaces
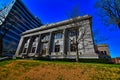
0,57,9,61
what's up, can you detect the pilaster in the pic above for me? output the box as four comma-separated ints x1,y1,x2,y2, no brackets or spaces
26,36,33,54
35,34,41,56
47,32,53,55
63,29,67,55
15,36,25,56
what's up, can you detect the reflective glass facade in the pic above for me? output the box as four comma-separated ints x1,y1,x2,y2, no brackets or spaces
1,0,42,51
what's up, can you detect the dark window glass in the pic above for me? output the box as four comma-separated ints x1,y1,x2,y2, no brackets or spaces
104,51,107,55
70,44,76,52
55,33,62,39
23,48,27,53
101,51,104,54
69,31,76,37
31,47,36,53
55,45,60,52
42,35,49,41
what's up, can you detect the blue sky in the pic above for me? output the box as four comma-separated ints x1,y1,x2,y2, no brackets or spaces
0,0,120,58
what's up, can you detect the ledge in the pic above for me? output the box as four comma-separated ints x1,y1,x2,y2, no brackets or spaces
22,15,92,36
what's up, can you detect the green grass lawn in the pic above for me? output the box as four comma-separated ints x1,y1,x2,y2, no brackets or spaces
0,60,120,80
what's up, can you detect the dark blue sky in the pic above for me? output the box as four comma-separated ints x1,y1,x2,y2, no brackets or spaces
0,0,120,58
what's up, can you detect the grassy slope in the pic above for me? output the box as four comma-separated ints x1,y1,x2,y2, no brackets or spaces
0,60,120,80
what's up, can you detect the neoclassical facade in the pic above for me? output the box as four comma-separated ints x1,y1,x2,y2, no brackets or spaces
15,15,98,59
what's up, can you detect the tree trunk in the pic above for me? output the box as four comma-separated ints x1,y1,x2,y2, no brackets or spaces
76,45,79,62
75,37,79,62
75,29,79,62
0,38,3,56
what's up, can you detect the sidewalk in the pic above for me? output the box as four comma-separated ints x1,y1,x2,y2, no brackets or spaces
0,57,9,61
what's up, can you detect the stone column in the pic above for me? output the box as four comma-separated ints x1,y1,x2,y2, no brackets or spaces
63,29,67,56
26,36,33,54
47,32,53,55
35,34,41,56
15,36,25,57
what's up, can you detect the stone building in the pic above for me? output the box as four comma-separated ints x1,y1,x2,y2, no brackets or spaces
15,15,98,59
111,58,120,64
95,44,111,59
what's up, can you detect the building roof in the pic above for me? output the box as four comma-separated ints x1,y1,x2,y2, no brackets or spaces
22,15,92,35
95,44,108,47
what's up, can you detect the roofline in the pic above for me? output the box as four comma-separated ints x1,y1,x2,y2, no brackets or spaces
22,15,92,35
95,44,108,47
16,0,41,24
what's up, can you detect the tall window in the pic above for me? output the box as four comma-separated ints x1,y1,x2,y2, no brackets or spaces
24,43,27,48
23,48,27,53
69,30,77,37
27,39,30,44
101,51,104,54
42,43,47,55
42,48,46,55
32,37,39,47
104,51,107,55
55,45,60,52
55,33,62,39
42,35,49,41
31,47,36,53
22,38,30,53
34,37,39,42
70,44,76,52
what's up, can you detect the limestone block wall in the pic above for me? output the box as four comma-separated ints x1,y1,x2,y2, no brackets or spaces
15,15,98,59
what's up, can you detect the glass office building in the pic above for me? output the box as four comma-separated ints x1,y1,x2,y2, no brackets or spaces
0,0,42,52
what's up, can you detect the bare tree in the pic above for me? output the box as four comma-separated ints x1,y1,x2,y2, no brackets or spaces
66,6,94,62
95,0,120,29
0,3,24,55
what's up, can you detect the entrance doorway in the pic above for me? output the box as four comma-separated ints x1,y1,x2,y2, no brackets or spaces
42,48,46,55
41,43,48,55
